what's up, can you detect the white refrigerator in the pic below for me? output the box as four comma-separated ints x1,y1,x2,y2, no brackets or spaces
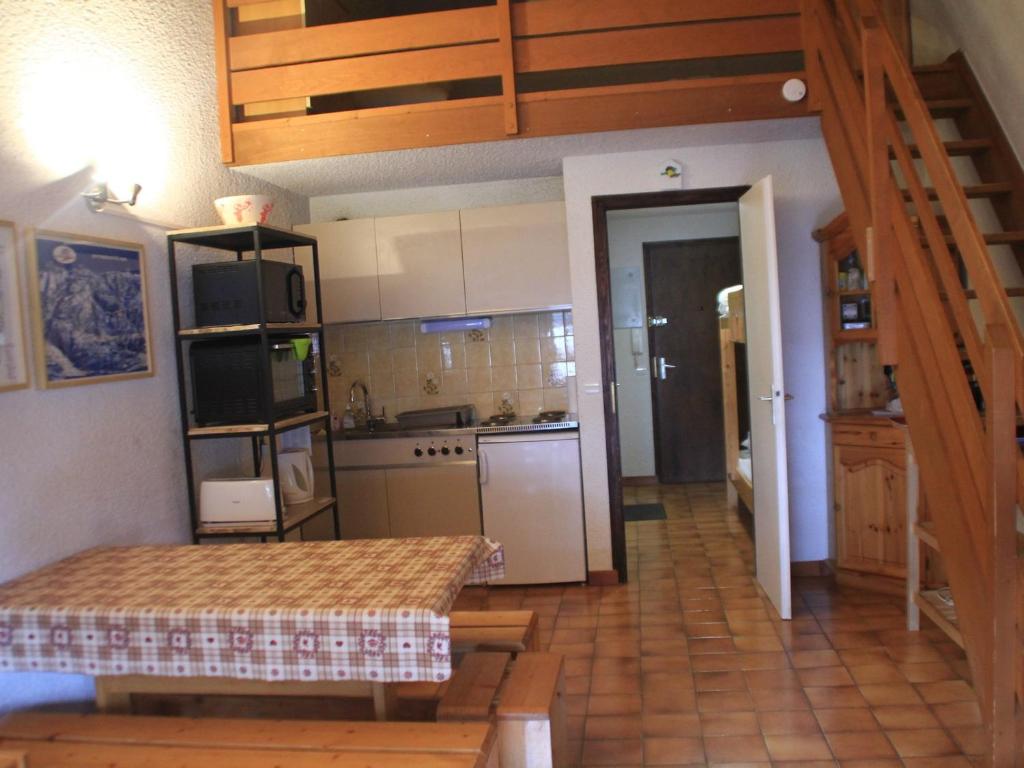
477,431,587,584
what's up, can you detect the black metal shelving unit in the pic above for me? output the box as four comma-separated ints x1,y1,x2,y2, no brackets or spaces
167,223,339,543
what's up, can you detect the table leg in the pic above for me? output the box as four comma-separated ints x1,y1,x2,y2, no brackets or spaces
94,677,132,713
372,682,399,721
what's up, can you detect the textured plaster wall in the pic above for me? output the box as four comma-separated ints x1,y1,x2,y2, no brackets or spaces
608,207,740,478
563,135,840,570
912,0,1024,163
0,0,307,712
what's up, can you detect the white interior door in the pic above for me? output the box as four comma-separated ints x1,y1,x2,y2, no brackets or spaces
739,176,792,620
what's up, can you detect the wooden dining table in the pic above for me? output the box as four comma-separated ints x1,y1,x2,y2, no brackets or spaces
0,536,504,719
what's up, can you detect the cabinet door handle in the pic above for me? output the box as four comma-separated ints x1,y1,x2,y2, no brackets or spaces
478,449,489,485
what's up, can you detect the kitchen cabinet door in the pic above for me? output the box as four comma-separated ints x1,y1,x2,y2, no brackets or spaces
834,445,907,578
335,469,390,539
294,219,381,323
375,211,466,319
385,465,481,537
460,202,571,314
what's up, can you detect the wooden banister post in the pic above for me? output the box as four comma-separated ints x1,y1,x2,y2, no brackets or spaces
862,20,896,364
496,0,519,136
986,322,1017,766
800,0,823,113
212,0,236,164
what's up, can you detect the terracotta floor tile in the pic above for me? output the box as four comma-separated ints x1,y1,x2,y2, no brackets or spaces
590,673,642,695
783,633,835,651
642,712,702,738
585,714,644,740
899,757,974,767
849,663,906,685
587,693,643,716
639,655,690,674
749,686,810,711
700,710,761,736
804,685,870,709
826,730,898,759
684,621,732,638
798,665,856,687
948,726,986,756
581,737,644,766
591,657,641,677
764,732,833,761
643,736,705,765
758,709,821,735
643,687,698,714
694,670,746,691
932,701,983,728
858,682,924,706
703,734,770,763
898,662,958,683
839,648,893,667
872,705,941,730
829,631,882,649
744,668,802,689
886,728,960,758
915,680,976,704
697,690,755,713
814,707,881,732
791,649,842,668
564,657,594,678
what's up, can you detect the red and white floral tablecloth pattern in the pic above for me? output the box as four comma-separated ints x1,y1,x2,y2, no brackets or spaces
0,536,504,684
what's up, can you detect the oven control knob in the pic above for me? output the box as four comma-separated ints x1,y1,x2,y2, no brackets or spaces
454,446,464,455
414,448,423,457
441,446,450,455
428,447,437,456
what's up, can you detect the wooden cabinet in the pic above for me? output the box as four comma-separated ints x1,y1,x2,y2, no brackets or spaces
460,202,571,313
816,213,906,593
294,219,381,324
833,439,907,579
375,210,466,319
335,469,390,539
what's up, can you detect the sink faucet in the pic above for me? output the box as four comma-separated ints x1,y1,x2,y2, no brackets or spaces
349,379,371,427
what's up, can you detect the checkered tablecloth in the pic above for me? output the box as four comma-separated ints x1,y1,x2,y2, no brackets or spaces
0,536,504,684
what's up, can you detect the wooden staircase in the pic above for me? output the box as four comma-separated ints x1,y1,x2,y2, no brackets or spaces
804,1,1023,763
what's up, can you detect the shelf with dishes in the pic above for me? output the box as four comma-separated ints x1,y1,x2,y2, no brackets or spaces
195,496,336,538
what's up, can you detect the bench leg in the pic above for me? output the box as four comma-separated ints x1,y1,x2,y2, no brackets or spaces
372,682,399,721
94,677,132,714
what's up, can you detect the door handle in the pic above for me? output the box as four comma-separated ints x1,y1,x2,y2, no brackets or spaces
654,357,676,380
478,449,488,485
758,395,773,401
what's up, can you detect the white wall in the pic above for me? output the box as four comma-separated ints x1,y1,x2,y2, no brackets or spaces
0,0,307,713
912,0,1024,163
564,136,839,570
608,207,740,478
310,177,564,222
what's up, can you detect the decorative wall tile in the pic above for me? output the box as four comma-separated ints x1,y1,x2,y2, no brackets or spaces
324,310,574,420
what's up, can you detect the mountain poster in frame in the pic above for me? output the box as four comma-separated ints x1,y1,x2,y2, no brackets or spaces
28,230,153,388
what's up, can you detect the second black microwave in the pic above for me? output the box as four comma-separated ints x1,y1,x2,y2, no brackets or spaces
193,260,306,326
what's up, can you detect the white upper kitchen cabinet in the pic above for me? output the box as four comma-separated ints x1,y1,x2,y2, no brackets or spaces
294,219,381,323
460,201,571,314
375,211,466,319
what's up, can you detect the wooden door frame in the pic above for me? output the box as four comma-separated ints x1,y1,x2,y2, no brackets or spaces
592,186,750,583
643,236,741,484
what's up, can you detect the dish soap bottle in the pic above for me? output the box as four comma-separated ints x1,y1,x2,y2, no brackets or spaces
342,406,356,430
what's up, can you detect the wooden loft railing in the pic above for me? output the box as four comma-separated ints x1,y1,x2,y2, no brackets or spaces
214,0,812,165
804,0,1022,761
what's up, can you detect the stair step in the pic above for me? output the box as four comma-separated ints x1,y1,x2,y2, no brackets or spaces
911,62,956,76
894,98,973,120
903,182,1014,202
890,139,994,159
932,231,1024,247
941,287,1024,300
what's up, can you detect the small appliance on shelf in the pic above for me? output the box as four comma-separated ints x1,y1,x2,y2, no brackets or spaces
193,260,306,326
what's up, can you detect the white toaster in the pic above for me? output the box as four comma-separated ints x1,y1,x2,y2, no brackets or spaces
200,478,277,526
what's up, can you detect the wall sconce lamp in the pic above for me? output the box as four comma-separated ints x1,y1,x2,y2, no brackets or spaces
82,182,142,212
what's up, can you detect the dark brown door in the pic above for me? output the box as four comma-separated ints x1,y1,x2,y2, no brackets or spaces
644,237,741,483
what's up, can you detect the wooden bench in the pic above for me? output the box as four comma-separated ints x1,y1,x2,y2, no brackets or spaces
496,653,567,768
0,712,498,768
449,610,539,655
436,652,511,722
0,751,26,768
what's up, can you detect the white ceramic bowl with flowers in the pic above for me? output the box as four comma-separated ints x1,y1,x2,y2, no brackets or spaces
214,195,274,226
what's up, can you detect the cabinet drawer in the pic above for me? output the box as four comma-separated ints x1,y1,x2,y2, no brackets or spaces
832,423,904,449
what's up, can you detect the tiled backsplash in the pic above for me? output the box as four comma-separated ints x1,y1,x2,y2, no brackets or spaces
324,310,575,423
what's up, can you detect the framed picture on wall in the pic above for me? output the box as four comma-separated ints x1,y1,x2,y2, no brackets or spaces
28,230,154,388
0,221,30,392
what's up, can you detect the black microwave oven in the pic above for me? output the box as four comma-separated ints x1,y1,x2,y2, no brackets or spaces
190,336,317,425
193,260,306,326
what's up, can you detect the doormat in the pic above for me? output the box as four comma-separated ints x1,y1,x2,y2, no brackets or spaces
624,503,667,521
